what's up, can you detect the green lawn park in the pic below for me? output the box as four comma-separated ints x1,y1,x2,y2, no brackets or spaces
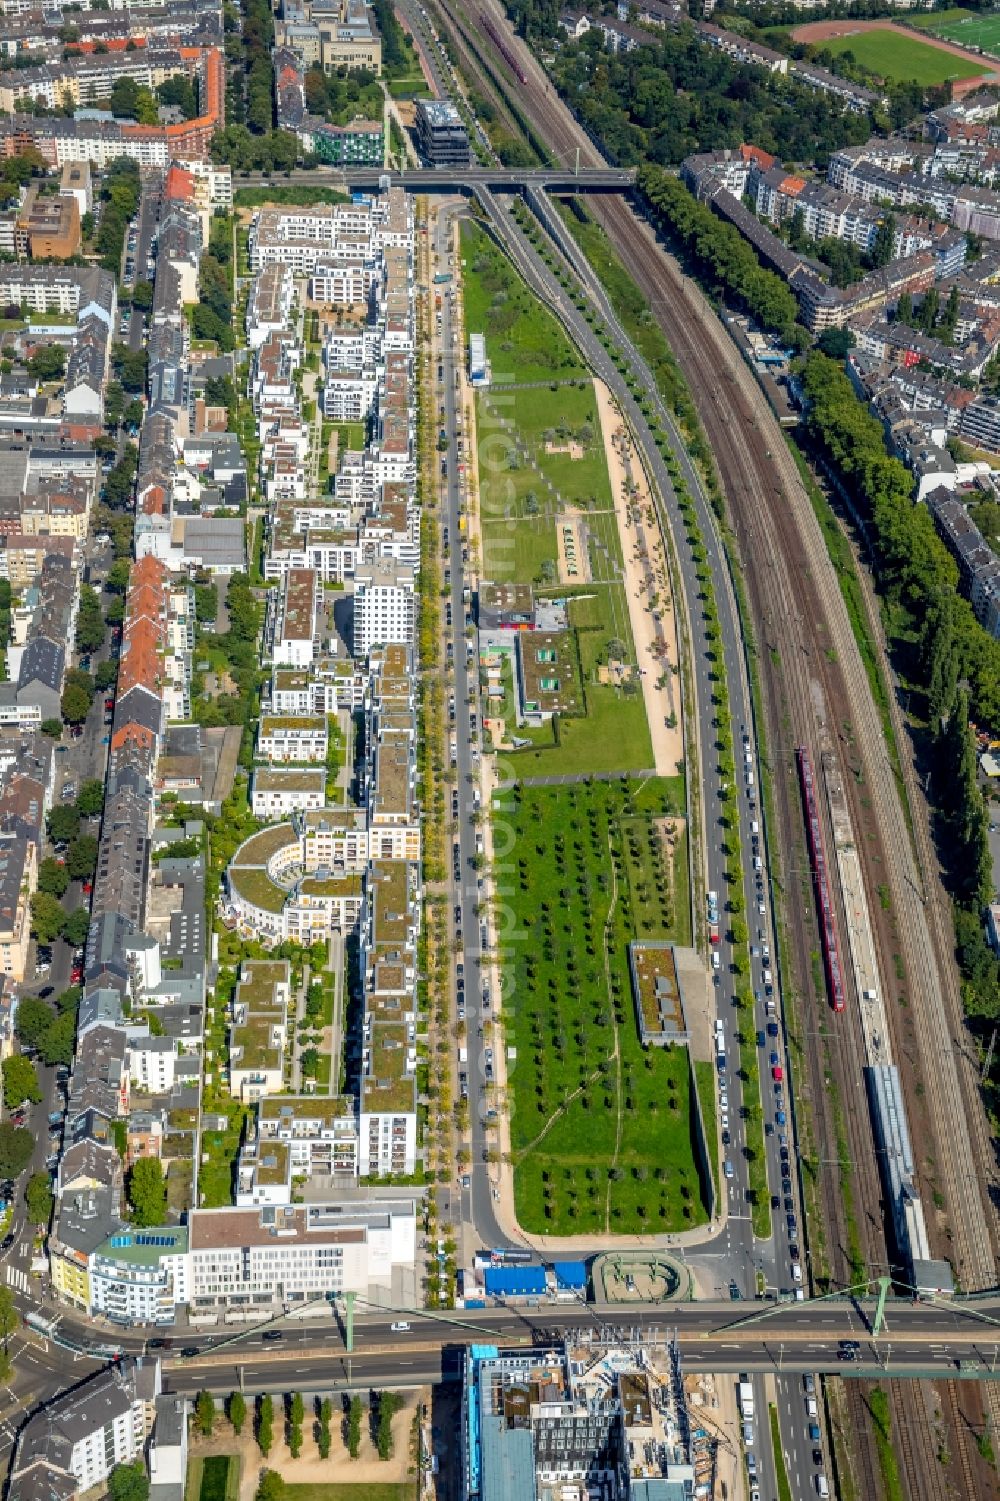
496,777,710,1235
461,220,586,384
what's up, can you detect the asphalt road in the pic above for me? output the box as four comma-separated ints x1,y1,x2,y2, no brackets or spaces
125,183,157,353
431,202,505,1250
466,188,802,1501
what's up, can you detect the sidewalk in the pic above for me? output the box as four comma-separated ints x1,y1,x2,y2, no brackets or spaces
594,379,684,778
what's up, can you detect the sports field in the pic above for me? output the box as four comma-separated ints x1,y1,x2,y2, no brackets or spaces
819,27,985,84
913,7,1000,54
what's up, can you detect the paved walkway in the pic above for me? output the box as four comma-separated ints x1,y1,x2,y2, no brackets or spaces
327,930,345,1097
595,377,684,777
505,769,657,788
290,962,310,1093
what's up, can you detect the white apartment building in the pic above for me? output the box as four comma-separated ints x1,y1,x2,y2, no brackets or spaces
258,1095,361,1177
310,260,378,305
251,767,327,818
257,714,328,763
128,1035,177,1094
11,1362,153,1494
246,262,294,349
186,1201,417,1316
90,1227,190,1326
272,566,319,668
269,663,350,716
324,367,378,422
353,560,415,656
265,527,360,585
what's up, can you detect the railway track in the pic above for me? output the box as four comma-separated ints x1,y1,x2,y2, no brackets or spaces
427,2,1000,1488
638,228,944,1501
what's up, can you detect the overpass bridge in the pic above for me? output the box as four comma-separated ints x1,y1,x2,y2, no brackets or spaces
234,165,635,194
159,1292,1000,1395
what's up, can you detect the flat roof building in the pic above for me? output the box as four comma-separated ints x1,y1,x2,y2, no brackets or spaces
414,97,470,168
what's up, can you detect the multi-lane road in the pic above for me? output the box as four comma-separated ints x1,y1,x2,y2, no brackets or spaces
428,202,507,1251
144,1293,1000,1394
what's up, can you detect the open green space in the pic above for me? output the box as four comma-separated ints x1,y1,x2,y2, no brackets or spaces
912,6,1000,53
478,381,614,541
819,27,985,83
461,220,586,384
187,1457,240,1501
481,513,558,582
498,777,708,1235
282,1488,416,1501
620,812,691,946
388,75,432,97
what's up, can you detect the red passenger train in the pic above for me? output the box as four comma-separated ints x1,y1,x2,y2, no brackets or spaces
795,747,846,1013
480,12,529,85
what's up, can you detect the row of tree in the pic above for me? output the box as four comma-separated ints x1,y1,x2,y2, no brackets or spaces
638,164,801,342
96,159,140,277
194,214,235,350
190,1387,401,1462
14,985,79,1066
800,352,1000,1020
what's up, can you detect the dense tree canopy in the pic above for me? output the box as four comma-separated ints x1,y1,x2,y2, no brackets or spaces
638,165,801,341
549,25,875,169
128,1157,167,1227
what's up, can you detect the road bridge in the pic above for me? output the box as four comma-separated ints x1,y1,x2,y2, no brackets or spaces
233,166,635,193
155,1294,1000,1395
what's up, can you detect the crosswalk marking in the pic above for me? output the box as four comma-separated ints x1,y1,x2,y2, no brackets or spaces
4,1266,29,1296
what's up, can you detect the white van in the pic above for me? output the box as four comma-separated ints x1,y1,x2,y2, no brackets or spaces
793,1264,804,1285
751,820,760,837
816,1477,829,1499
753,856,762,872
712,952,721,972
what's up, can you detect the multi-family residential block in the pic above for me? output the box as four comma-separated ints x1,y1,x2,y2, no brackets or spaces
257,713,329,764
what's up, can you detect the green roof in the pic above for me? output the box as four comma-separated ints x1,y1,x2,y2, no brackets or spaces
261,715,327,734
260,1093,353,1123
232,1017,284,1070
300,873,363,899
255,1141,291,1185
229,864,287,914
96,1226,188,1266
362,1021,416,1114
239,960,291,1011
232,823,297,869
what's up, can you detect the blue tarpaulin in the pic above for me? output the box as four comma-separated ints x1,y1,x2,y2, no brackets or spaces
484,1265,546,1297
552,1261,587,1290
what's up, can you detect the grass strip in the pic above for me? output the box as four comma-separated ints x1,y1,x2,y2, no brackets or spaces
786,437,912,838
867,1388,906,1501
770,1405,794,1501
694,1059,720,1209
830,1084,866,1285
